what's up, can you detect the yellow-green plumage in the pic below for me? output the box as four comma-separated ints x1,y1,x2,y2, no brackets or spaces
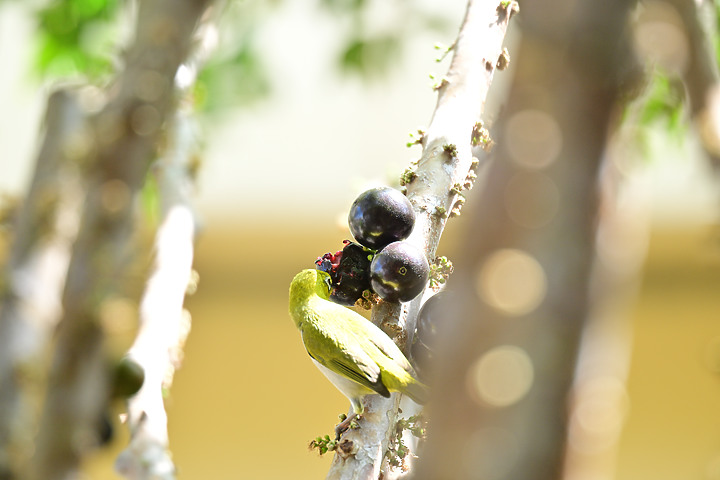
289,269,428,416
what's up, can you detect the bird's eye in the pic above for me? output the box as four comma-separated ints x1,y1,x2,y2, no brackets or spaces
324,276,332,292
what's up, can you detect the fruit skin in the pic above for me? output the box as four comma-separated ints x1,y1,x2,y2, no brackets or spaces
316,241,373,306
348,187,415,250
288,269,429,420
331,242,373,306
369,241,429,302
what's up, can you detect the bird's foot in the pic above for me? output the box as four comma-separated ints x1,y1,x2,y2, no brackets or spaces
335,413,362,440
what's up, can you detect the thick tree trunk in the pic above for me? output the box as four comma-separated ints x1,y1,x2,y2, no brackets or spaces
414,1,639,479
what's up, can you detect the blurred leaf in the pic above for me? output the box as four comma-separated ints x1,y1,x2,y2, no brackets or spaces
637,73,685,134
339,35,401,78
627,71,688,160
713,2,720,66
33,0,120,81
141,172,159,228
195,41,270,113
319,0,367,13
417,11,456,33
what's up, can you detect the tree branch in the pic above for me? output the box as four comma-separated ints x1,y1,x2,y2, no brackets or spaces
115,108,199,480
0,89,84,479
115,12,219,472
26,1,212,479
325,1,517,478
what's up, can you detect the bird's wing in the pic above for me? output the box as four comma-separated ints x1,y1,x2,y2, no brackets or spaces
301,311,391,398
355,319,417,377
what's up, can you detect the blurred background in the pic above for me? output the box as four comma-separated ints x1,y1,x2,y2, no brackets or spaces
1,0,720,479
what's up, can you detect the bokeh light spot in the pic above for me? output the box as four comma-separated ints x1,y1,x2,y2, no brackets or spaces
632,1,688,74
96,112,124,147
62,128,93,162
131,104,161,137
100,179,130,214
476,249,547,316
506,109,562,169
99,296,137,334
467,345,534,407
78,85,106,113
568,376,629,454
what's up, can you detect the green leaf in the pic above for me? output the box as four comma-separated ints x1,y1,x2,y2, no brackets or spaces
141,173,159,228
195,41,271,113
319,0,367,13
636,73,685,130
339,35,401,78
33,0,120,81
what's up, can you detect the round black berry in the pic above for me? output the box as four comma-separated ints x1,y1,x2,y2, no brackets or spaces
348,187,415,250
369,241,429,302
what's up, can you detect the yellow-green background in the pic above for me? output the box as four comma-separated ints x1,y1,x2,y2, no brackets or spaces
81,221,720,480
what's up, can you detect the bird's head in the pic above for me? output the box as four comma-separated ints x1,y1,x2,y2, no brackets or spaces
289,269,333,304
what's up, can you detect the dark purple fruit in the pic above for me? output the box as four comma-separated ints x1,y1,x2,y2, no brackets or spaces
369,241,429,302
331,242,373,306
316,241,373,306
348,187,415,250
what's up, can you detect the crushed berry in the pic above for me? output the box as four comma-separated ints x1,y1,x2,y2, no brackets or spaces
316,241,374,306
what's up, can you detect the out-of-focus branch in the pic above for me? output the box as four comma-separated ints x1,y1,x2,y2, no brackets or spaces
562,137,649,480
413,0,639,478
115,108,199,480
114,14,219,470
326,1,517,478
26,1,212,479
0,89,84,479
668,0,720,167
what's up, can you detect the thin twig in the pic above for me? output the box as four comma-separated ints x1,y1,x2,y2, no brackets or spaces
325,1,517,478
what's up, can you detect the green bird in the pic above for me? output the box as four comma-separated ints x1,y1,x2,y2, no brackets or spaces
289,269,428,437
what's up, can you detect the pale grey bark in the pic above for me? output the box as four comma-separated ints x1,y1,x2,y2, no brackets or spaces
114,15,217,471
26,1,212,479
115,110,198,480
0,89,84,479
326,1,518,479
